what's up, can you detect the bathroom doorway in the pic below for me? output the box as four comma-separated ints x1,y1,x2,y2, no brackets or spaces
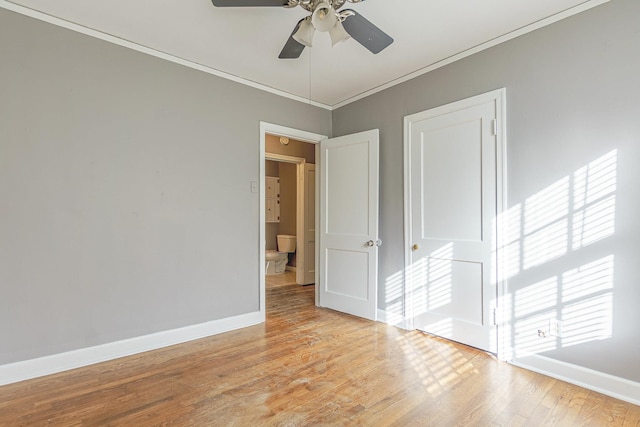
265,134,317,287
259,123,325,317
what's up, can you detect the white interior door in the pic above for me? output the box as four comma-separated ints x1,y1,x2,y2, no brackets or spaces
405,91,504,353
319,129,379,320
297,163,316,285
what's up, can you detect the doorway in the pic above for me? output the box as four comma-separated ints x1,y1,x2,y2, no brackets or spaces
259,123,381,323
259,123,325,317
264,150,315,286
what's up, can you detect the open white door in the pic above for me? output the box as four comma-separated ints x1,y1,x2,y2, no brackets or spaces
405,90,504,353
319,130,379,321
297,163,316,285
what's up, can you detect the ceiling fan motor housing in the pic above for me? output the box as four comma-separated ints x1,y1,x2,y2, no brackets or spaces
288,0,354,13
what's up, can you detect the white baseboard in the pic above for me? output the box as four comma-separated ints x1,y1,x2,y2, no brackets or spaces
0,311,263,386
377,309,411,330
511,354,640,406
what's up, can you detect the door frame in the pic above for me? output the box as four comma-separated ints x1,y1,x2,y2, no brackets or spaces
259,122,327,318
264,152,309,285
402,88,508,358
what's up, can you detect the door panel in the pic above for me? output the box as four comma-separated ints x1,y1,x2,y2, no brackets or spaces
319,130,379,321
407,94,501,353
326,249,369,300
297,163,316,285
325,142,371,236
420,119,483,242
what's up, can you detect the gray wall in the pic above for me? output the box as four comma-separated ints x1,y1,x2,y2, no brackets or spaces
0,9,331,365
333,0,640,382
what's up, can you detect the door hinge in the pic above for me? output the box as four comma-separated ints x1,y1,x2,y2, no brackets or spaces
493,308,498,326
492,119,498,136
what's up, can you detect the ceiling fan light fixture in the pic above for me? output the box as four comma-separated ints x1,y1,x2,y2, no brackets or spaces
311,2,337,32
329,20,350,46
292,17,315,47
210,0,394,59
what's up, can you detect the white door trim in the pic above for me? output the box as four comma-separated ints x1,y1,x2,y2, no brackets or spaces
264,153,312,284
265,153,306,164
259,122,327,319
402,88,508,358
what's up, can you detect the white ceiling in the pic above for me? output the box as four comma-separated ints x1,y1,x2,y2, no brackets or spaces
4,0,607,109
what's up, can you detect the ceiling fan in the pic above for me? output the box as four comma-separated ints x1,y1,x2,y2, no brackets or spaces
211,0,393,59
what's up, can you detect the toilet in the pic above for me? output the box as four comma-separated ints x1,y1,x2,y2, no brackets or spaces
265,235,296,275
277,234,296,253
265,251,287,275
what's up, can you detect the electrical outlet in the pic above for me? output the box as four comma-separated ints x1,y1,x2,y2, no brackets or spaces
549,318,562,337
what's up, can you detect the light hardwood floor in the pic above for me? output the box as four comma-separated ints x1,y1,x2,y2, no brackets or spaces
1,271,638,426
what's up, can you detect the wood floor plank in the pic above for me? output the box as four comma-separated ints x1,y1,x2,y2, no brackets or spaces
1,271,639,426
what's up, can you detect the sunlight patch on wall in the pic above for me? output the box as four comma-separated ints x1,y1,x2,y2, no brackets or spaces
515,311,559,355
523,219,569,270
561,293,613,347
560,256,614,347
502,150,617,282
522,177,570,269
513,278,560,356
515,277,558,317
572,151,617,250
524,177,570,234
572,196,616,250
506,150,617,358
573,150,617,208
562,255,614,301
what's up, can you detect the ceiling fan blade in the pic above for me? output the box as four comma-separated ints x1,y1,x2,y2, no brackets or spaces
279,20,306,59
342,10,393,54
211,0,288,6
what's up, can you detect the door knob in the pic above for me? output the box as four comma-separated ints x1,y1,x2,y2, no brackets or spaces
366,240,375,247
412,244,419,251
